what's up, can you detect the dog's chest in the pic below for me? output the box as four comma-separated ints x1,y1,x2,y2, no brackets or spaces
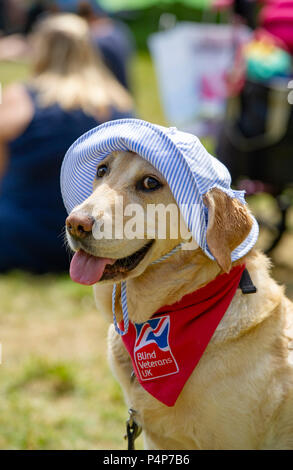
108,326,218,448
108,321,288,450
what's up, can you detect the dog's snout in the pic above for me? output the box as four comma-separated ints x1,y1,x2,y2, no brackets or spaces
66,212,94,239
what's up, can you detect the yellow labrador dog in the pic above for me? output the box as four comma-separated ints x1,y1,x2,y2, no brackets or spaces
65,149,293,450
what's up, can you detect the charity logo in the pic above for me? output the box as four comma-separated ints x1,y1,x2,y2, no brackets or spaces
133,315,179,381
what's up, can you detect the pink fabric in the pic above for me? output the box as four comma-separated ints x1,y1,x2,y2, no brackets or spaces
264,23,293,53
260,1,293,53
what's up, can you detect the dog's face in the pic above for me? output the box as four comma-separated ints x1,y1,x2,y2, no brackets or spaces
66,150,253,286
66,151,190,285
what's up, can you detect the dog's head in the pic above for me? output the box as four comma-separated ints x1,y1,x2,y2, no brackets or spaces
65,150,254,285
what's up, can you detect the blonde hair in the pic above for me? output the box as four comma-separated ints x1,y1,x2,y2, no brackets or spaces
29,13,133,119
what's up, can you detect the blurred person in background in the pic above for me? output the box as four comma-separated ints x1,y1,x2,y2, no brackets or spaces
0,13,133,274
216,0,293,193
0,0,135,91
0,0,27,59
215,0,293,251
77,0,135,90
23,0,59,35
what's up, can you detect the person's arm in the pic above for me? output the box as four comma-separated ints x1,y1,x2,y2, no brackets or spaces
0,83,34,179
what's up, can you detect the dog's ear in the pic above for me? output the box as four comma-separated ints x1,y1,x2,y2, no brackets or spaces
203,188,253,273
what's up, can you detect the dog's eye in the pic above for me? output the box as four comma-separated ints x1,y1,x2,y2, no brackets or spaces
139,176,162,192
96,164,108,178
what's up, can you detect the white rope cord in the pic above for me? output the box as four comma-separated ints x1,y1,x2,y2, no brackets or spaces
112,281,129,335
112,244,182,335
149,243,182,266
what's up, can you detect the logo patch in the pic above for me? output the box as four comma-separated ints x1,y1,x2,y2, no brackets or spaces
134,315,179,381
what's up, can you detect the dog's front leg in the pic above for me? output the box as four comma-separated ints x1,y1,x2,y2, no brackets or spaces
143,431,184,450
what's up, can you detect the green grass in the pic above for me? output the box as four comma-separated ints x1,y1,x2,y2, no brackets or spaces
0,271,144,449
1,54,293,450
131,51,167,125
0,61,29,87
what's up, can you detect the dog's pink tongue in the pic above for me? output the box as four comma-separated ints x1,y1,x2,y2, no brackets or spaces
70,250,115,285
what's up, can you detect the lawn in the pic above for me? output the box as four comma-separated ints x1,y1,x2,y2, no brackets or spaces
0,53,293,450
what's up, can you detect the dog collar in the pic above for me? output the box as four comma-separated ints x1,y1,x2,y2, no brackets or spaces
119,264,246,407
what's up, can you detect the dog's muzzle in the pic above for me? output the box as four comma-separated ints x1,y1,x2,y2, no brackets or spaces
66,212,94,240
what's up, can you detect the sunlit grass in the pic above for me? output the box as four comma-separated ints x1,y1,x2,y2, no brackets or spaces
0,60,29,87
0,269,145,449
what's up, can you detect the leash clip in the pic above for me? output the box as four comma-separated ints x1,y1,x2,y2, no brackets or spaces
124,408,142,450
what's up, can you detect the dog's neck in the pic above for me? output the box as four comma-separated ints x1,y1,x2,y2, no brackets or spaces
125,248,223,323
94,248,223,324
94,248,283,342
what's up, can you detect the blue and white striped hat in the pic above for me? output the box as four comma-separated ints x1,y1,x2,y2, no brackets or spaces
60,118,258,262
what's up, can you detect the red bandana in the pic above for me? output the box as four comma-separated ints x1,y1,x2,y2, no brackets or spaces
120,264,245,407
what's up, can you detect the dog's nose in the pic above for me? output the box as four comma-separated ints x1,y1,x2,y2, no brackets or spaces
66,212,94,239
